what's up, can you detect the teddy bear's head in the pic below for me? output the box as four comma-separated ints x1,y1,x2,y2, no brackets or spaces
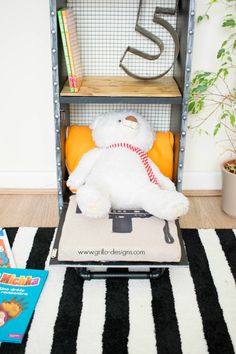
90,111,155,152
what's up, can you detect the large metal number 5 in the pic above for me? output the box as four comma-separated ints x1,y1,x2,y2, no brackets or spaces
120,0,180,80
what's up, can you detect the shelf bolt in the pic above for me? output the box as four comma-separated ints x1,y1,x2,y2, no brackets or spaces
179,163,183,168
53,82,57,86
56,147,60,151
52,48,56,53
178,179,182,183
53,66,57,71
183,115,187,120
51,11,55,16
59,206,63,210
189,30,194,35
185,100,188,105
182,131,186,136
188,49,192,54
51,29,56,34
186,68,190,72
57,162,61,166
185,83,189,88
58,191,62,195
55,115,59,119
56,129,59,133
180,147,185,152
54,100,58,104
191,10,195,16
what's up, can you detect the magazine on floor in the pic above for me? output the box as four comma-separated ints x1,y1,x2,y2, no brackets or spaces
0,268,48,343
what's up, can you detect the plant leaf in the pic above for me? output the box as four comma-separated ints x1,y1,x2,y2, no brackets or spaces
192,84,208,93
213,123,221,136
217,48,225,59
188,100,195,113
218,68,229,78
197,15,203,23
222,18,236,28
230,114,235,126
221,40,228,47
220,113,228,120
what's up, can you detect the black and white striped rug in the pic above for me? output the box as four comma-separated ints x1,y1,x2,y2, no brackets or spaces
0,228,235,354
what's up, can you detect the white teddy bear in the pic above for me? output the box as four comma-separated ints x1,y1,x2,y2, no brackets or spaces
67,111,189,220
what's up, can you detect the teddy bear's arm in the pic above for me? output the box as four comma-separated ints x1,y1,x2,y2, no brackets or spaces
148,158,176,191
67,148,102,189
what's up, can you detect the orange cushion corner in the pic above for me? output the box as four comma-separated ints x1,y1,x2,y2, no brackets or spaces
65,125,96,174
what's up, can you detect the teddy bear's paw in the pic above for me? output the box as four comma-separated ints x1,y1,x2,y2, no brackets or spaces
67,174,83,189
140,187,189,221
163,192,189,221
76,185,111,218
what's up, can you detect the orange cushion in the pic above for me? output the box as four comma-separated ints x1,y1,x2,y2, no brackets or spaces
148,131,174,180
66,126,96,174
66,126,174,180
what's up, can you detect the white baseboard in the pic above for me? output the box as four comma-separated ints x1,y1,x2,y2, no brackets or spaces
0,171,57,189
183,172,222,190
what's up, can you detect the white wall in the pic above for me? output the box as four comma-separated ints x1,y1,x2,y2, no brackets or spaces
183,0,236,190
0,0,56,188
0,0,234,190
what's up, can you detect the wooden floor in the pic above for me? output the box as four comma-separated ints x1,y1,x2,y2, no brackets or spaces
0,194,235,229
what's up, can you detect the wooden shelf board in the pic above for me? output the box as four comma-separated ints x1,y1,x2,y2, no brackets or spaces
60,76,182,99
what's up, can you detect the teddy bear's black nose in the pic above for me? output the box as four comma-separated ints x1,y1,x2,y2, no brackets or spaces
125,115,137,123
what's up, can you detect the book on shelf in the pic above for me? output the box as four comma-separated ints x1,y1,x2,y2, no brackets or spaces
57,9,75,93
61,8,83,92
58,8,83,93
0,229,15,268
0,268,48,343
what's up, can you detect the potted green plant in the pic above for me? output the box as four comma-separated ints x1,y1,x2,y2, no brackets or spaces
188,0,236,217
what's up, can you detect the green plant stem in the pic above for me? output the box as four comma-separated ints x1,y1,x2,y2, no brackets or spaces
224,124,236,155
190,102,222,129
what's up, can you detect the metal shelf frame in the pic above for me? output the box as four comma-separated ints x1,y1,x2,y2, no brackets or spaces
60,95,182,105
49,0,195,213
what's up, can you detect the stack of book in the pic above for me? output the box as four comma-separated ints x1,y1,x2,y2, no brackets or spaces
58,8,83,93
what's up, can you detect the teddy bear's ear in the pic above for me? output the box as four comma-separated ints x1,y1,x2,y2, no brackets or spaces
125,115,137,122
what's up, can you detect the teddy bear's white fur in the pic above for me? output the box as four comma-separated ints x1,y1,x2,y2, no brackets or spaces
67,111,189,220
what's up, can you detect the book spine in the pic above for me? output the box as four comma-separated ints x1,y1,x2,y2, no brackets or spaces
64,9,83,91
62,10,78,93
57,10,74,93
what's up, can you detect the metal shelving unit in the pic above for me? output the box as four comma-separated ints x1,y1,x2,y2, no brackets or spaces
49,0,195,278
49,0,195,215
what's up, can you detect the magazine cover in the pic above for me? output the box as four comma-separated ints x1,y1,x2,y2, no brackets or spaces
0,229,15,268
0,268,48,343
